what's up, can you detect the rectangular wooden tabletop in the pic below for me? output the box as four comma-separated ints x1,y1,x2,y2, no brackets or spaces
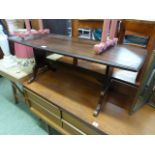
9,34,147,72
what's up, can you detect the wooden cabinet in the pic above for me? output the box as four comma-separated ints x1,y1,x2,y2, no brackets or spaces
62,111,102,135
62,120,86,135
30,100,62,127
23,68,155,135
25,89,63,132
24,88,103,135
25,88,61,118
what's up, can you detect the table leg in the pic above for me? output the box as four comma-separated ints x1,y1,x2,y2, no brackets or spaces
28,49,56,83
11,82,24,104
28,49,46,83
11,82,18,104
73,57,78,66
93,65,113,117
106,66,113,76
28,64,39,83
93,78,111,117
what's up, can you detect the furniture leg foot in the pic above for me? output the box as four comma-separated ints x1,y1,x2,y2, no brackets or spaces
93,78,111,117
93,103,101,116
93,91,105,117
28,76,35,84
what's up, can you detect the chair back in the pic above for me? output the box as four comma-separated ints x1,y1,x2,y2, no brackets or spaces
118,19,155,83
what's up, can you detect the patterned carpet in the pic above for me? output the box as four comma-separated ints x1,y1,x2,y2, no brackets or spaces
0,77,49,135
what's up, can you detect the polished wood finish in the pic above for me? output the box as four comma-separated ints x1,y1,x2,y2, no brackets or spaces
8,34,147,72
62,119,86,135
30,105,67,134
71,19,153,85
62,111,101,134
23,69,155,134
118,19,155,83
30,99,62,126
71,19,105,69
25,88,61,117
8,33,148,115
8,33,147,115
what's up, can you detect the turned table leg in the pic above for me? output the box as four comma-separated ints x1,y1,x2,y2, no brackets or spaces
93,78,111,117
93,66,113,117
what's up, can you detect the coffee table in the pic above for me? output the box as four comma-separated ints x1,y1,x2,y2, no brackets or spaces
8,34,147,116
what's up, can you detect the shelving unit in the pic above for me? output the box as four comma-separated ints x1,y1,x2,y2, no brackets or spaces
68,26,93,39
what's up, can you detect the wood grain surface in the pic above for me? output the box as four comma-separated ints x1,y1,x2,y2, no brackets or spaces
9,34,147,72
24,68,155,134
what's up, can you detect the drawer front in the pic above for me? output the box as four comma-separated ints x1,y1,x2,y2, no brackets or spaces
62,111,100,135
30,99,62,127
62,120,85,135
24,88,61,118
